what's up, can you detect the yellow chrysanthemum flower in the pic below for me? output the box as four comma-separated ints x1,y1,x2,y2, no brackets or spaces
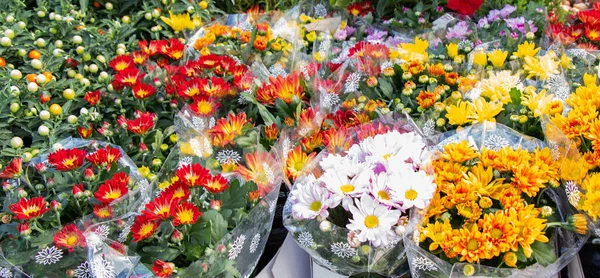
523,51,560,80
481,70,521,104
469,99,503,123
583,190,600,221
473,50,487,66
446,43,459,58
445,101,474,126
398,37,429,62
513,41,539,59
139,166,151,177
584,73,597,86
488,49,508,68
306,31,317,42
160,12,196,32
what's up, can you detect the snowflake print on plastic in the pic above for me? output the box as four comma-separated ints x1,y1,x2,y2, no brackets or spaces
281,137,292,158
189,137,213,157
483,135,510,151
74,261,93,278
94,224,110,239
249,233,261,254
118,218,134,243
412,256,438,271
319,86,340,109
263,163,275,184
330,242,356,258
137,179,150,193
178,156,193,168
547,74,570,101
464,87,482,102
297,232,314,247
344,72,361,93
86,232,104,250
299,64,310,80
269,199,277,214
191,116,207,131
35,246,63,265
547,140,561,161
216,150,242,165
422,120,435,137
313,255,338,271
228,234,246,260
595,228,600,238
92,256,115,278
314,4,327,18
238,21,252,32
565,181,581,207
0,267,11,278
238,89,253,105
269,64,287,77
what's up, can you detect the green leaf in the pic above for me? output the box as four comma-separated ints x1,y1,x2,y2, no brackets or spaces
376,0,389,17
30,230,54,247
157,248,181,261
188,221,212,246
509,88,522,106
203,210,228,243
378,77,393,99
220,179,250,210
142,245,167,253
531,241,557,266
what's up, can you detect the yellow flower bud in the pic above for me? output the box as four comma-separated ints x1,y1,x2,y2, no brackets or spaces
503,252,518,268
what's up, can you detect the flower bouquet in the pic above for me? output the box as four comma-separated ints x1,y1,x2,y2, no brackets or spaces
0,137,151,277
407,122,588,277
125,107,282,277
283,117,436,276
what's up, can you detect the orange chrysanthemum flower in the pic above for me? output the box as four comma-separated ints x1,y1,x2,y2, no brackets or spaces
152,260,176,278
48,148,87,171
190,96,220,116
253,35,268,52
176,163,210,187
131,51,149,65
210,112,251,147
202,174,229,194
53,224,87,252
237,152,278,196
451,224,493,263
256,73,305,105
416,90,437,109
286,146,316,181
109,55,134,72
93,204,113,219
78,123,93,139
131,215,159,242
200,76,231,98
440,141,479,163
173,202,201,226
9,197,50,220
0,157,22,179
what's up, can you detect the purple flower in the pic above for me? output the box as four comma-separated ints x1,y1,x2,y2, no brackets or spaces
436,6,444,13
499,30,506,37
505,17,537,34
334,29,348,41
477,17,489,28
500,5,516,17
430,38,442,48
474,40,483,47
366,28,387,41
385,36,402,47
510,32,519,39
446,21,472,40
383,19,393,24
345,26,357,36
418,17,425,24
487,10,501,22
403,7,410,12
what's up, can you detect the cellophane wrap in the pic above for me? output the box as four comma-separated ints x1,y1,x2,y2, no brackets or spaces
0,138,151,277
283,115,435,276
406,122,588,278
124,107,281,277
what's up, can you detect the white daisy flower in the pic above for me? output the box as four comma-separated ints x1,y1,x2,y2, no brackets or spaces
319,169,370,209
369,173,397,207
355,131,426,171
346,194,401,247
291,181,337,220
389,169,435,209
319,153,362,177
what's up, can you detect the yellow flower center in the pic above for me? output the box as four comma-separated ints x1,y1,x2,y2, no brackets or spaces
309,201,322,212
178,210,193,223
405,189,418,201
467,239,479,251
383,153,392,160
140,223,155,236
66,235,78,247
115,62,129,71
293,161,305,172
158,206,170,215
105,190,122,200
378,190,390,200
364,215,379,229
63,158,76,168
491,228,503,239
196,102,213,114
340,184,355,193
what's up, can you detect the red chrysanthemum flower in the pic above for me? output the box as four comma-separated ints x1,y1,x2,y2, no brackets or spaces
196,54,222,69
173,202,201,226
109,55,134,72
199,76,231,98
190,96,220,116
210,112,252,147
166,38,185,60
84,90,101,106
131,51,149,65
86,145,122,168
48,148,87,171
132,83,157,99
447,0,483,16
53,224,87,252
93,204,113,219
78,123,93,139
347,3,363,16
177,78,203,99
0,157,22,179
111,172,130,185
152,260,175,277
126,111,156,135
114,67,143,87
95,178,129,204
142,193,176,220
131,215,159,242
202,174,229,194
72,183,84,197
176,163,210,187
9,197,50,220
163,181,190,202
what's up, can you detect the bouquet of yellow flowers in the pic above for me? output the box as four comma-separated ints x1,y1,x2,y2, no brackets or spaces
407,122,588,277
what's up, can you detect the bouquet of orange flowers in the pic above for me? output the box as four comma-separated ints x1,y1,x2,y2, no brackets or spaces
124,107,282,277
407,122,588,277
0,138,151,277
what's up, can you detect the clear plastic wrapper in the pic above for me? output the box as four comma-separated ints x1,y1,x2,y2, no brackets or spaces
283,115,436,276
406,122,588,277
0,138,151,277
122,108,282,277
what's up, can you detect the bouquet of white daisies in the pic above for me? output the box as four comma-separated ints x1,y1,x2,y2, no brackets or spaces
282,119,436,276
